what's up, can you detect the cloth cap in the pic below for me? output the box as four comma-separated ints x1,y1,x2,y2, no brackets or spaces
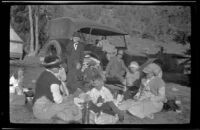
143,63,162,76
41,55,62,68
129,61,139,68
73,32,81,38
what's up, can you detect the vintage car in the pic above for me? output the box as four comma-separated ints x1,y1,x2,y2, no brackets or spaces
39,17,128,70
10,17,129,91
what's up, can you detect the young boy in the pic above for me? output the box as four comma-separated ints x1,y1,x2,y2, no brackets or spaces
86,74,125,124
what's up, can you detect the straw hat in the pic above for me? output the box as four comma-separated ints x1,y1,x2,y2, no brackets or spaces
143,63,161,76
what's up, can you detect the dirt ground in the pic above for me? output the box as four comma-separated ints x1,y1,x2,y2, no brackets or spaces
9,64,190,124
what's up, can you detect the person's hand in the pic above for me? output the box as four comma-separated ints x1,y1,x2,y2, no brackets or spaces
122,80,126,86
83,94,91,102
56,102,71,110
141,78,146,85
76,62,81,70
133,94,139,101
73,88,83,97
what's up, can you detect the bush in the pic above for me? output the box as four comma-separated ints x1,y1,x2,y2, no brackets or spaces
172,31,187,45
141,33,155,41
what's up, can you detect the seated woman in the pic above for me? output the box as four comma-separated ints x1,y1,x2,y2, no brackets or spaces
32,55,82,123
105,50,128,87
118,63,166,119
123,61,140,100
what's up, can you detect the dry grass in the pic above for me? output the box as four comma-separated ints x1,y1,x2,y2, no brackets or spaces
10,81,190,124
9,56,190,124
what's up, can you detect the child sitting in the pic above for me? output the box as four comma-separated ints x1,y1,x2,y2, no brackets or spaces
88,74,126,124
123,61,141,100
75,74,125,124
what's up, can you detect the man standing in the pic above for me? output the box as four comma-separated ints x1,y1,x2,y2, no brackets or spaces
65,32,85,94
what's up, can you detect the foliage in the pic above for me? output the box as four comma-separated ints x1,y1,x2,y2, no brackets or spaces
10,5,191,55
10,6,29,43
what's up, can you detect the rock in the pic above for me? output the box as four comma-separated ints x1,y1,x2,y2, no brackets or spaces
176,110,182,113
175,100,181,105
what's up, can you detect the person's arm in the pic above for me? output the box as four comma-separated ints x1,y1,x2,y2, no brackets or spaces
151,86,166,102
60,82,69,96
134,79,145,100
58,67,67,82
50,84,63,104
72,88,84,98
134,89,141,100
79,43,85,64
121,60,129,73
105,59,113,76
126,72,133,86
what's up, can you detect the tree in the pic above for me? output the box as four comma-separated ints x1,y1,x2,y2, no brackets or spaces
28,5,35,56
34,6,39,55
10,6,30,48
11,5,191,57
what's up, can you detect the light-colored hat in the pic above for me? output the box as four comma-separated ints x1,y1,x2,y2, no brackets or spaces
129,61,139,68
143,63,161,76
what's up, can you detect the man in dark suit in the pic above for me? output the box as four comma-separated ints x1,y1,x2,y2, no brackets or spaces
65,32,85,94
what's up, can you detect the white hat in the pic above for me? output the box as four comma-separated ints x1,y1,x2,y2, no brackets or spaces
129,61,139,68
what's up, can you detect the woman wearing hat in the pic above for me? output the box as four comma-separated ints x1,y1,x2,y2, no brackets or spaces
32,55,82,122
119,63,166,119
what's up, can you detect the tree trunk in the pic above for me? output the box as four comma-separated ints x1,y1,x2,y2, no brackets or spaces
28,5,35,56
34,8,39,55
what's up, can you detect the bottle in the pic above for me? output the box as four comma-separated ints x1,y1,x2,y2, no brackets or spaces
82,101,90,124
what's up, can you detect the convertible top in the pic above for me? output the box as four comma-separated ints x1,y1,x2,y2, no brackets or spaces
48,17,128,39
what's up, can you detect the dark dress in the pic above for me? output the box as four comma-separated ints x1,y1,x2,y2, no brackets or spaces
33,70,61,104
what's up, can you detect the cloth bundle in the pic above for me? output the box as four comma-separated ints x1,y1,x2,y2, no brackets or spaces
162,99,180,112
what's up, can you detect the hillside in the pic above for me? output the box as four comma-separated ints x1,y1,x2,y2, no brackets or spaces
10,5,191,56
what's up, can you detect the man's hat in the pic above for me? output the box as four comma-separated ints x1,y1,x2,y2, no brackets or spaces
41,55,63,69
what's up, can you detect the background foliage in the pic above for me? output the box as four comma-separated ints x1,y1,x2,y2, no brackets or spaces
10,5,191,54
